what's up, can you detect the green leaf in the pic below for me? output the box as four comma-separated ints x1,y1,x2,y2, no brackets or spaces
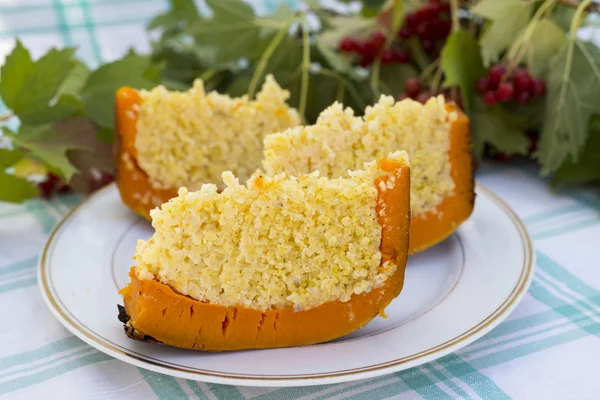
440,30,485,116
147,0,199,31
527,19,567,76
553,116,600,185
472,101,530,157
81,51,158,130
57,62,90,100
361,0,386,18
551,4,576,32
0,148,24,168
11,48,76,118
378,63,418,96
537,40,600,173
0,172,38,203
19,94,82,125
472,0,532,65
0,40,34,109
4,124,82,181
187,0,282,63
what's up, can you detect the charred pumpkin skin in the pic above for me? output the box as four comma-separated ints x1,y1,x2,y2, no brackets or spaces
408,104,474,254
115,88,473,252
119,159,411,351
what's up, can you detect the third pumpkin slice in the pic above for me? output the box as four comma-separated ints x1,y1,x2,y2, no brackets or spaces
260,95,474,254
114,75,300,219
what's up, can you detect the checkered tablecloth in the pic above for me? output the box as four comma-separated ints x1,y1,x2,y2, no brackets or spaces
2,1,600,399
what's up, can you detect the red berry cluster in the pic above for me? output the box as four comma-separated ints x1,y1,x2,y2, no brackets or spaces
339,32,410,67
397,77,463,108
398,0,452,55
37,171,115,199
478,65,546,107
37,173,71,199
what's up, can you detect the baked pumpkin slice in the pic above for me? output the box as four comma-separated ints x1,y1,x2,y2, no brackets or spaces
260,95,473,254
118,151,411,351
114,75,300,219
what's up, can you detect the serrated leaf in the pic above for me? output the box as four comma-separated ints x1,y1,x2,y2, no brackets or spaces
270,4,295,22
19,94,82,125
527,19,567,76
54,117,116,193
551,5,576,32
553,116,600,185
472,102,530,157
472,0,532,65
0,40,34,109
0,172,38,203
82,51,158,130
5,125,82,181
57,62,90,100
537,40,600,173
11,48,76,118
0,148,24,168
187,0,279,63
147,0,199,31
440,31,485,116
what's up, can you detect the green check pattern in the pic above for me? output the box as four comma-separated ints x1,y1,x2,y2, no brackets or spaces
1,1,600,398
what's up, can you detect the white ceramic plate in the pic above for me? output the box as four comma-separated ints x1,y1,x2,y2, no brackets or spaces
39,183,534,387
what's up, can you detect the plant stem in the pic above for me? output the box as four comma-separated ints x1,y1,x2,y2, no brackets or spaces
247,19,293,99
507,0,557,71
419,58,440,81
450,0,460,32
431,66,444,93
318,68,367,109
408,37,430,71
370,58,382,99
199,67,217,82
570,0,593,40
371,1,403,100
299,15,311,122
559,0,599,12
0,111,14,122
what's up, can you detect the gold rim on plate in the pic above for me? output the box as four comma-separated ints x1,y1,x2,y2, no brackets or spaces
38,183,534,383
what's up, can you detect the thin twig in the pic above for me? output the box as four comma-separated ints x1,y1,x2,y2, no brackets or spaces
558,0,600,12
450,0,460,32
247,19,294,99
299,15,311,122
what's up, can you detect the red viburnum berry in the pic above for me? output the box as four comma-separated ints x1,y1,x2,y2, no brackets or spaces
516,90,531,105
513,68,532,92
531,78,546,97
404,77,422,99
477,77,490,94
417,91,432,104
381,49,394,64
393,48,410,63
496,82,514,101
488,64,507,87
484,91,498,106
339,38,359,53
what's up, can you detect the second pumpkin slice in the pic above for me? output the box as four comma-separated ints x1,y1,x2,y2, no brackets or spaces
259,96,474,254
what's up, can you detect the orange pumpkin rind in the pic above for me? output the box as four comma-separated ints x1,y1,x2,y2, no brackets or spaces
118,157,411,351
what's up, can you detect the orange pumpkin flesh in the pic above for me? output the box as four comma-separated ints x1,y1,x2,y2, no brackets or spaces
119,157,410,351
114,87,177,219
408,104,474,254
